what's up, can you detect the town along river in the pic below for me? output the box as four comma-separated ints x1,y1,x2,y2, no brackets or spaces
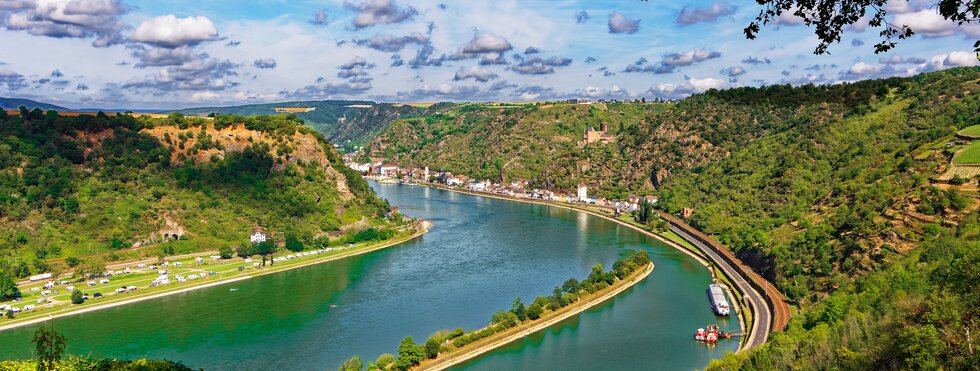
0,182,738,370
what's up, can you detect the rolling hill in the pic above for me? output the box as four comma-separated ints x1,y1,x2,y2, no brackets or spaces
0,109,393,282
176,100,425,149
0,97,69,111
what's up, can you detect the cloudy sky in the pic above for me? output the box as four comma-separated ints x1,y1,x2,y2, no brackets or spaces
0,0,978,109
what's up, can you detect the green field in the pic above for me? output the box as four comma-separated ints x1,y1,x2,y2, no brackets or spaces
953,140,980,164
958,124,980,138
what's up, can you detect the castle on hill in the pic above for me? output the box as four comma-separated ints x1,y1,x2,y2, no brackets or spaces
582,123,615,145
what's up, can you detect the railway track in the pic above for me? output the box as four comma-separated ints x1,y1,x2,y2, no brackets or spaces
658,211,791,349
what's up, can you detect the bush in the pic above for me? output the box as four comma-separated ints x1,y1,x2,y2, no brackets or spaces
424,337,440,359
235,244,253,258
490,309,518,328
70,289,84,305
218,246,234,259
374,354,394,370
285,234,304,252
338,355,363,371
526,304,543,320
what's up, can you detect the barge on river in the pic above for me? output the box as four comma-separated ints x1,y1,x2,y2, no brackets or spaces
707,283,730,316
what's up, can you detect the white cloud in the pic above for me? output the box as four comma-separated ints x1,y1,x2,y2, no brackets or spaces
0,0,130,47
131,15,221,48
663,49,721,66
893,9,980,38
253,58,277,69
687,77,728,91
676,2,736,25
646,76,729,99
772,6,805,26
461,33,513,54
453,65,498,82
344,0,417,29
191,91,220,100
944,51,980,67
0,68,27,91
608,11,640,34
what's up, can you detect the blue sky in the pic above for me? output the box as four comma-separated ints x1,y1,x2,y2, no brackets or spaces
0,0,977,109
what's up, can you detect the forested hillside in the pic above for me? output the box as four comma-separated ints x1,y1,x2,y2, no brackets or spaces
366,77,918,198
364,67,980,369
177,100,431,149
668,67,980,370
0,109,390,281
658,67,979,299
708,212,980,370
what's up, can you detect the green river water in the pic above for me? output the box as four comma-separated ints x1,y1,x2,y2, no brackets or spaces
0,182,739,369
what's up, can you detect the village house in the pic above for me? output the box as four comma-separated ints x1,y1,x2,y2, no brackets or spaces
468,180,488,192
374,164,399,176
250,228,267,244
577,183,589,202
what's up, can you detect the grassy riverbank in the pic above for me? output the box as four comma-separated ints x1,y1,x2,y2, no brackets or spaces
0,224,428,331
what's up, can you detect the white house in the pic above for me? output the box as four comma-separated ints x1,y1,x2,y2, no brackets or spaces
251,228,267,244
375,164,398,175
468,180,488,192
577,183,588,202
28,273,52,282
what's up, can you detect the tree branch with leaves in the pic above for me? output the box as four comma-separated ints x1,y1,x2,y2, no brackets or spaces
742,0,980,54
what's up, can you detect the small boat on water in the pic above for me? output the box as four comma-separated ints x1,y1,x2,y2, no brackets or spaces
694,324,733,343
707,283,730,316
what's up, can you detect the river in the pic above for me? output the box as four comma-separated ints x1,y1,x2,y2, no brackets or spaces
0,182,738,369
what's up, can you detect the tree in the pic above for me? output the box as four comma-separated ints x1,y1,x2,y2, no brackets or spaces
424,337,440,359
895,325,944,370
285,234,304,252
490,309,518,328
338,355,364,371
561,278,580,294
742,0,980,54
374,354,394,370
64,257,80,267
511,298,527,321
635,199,654,224
0,272,20,301
219,246,234,259
33,325,67,371
393,336,423,370
526,303,543,320
70,289,84,305
254,240,278,266
236,244,253,258
73,258,106,278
